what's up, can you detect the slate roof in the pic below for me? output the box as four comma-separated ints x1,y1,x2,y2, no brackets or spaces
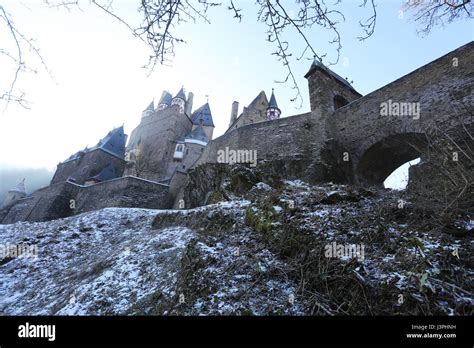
158,91,173,105
62,126,127,163
268,89,279,109
144,100,154,112
191,103,214,127
174,87,186,101
185,125,209,143
94,125,127,158
9,178,26,194
304,58,357,92
91,164,118,182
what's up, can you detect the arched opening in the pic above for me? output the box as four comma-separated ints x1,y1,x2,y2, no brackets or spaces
357,133,427,186
333,95,349,110
384,158,420,190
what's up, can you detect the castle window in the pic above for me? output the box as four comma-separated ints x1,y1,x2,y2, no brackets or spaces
174,144,184,160
334,95,349,110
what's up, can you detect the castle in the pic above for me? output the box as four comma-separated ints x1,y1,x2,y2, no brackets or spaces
0,82,284,223
1,41,472,224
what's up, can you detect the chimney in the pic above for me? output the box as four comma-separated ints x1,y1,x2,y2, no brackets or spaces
185,92,194,115
229,101,239,127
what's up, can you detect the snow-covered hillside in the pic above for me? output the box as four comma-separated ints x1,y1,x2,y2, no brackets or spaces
0,179,472,315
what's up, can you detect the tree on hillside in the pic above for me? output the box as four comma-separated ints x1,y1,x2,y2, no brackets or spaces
0,0,472,109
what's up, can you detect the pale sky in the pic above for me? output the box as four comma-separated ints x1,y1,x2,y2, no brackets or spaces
0,1,472,189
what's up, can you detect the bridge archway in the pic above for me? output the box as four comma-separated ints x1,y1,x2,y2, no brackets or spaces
356,133,428,186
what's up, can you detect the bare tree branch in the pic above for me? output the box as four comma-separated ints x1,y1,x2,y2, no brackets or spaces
403,0,472,36
1,0,470,110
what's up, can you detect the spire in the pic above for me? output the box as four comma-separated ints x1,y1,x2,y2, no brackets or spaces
191,103,214,127
266,88,281,120
10,178,26,194
144,100,154,112
171,87,186,113
175,87,186,101
268,88,279,108
158,91,173,106
142,100,155,117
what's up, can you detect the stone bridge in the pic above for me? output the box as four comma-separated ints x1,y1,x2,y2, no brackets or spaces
328,41,473,185
195,41,473,187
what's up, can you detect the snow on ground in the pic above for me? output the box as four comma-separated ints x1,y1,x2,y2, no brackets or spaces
0,178,472,316
0,208,193,315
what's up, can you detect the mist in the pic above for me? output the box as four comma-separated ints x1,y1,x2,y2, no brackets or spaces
0,166,53,205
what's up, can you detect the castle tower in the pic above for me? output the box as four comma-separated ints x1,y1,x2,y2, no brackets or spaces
157,91,173,111
2,179,27,207
266,89,281,120
229,101,239,127
142,100,155,118
304,58,362,119
185,92,194,116
190,103,215,140
171,87,186,114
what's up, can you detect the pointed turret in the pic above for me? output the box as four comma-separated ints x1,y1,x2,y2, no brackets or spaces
2,179,27,207
142,100,155,117
175,87,186,101
157,91,173,110
171,87,186,113
191,103,215,140
191,103,214,127
266,88,281,120
11,178,26,194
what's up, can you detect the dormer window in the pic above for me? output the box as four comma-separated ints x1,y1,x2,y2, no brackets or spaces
174,143,184,159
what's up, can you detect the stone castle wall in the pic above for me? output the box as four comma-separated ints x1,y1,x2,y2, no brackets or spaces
51,148,126,185
327,41,474,184
306,69,361,119
1,177,170,224
196,111,315,167
73,176,170,213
